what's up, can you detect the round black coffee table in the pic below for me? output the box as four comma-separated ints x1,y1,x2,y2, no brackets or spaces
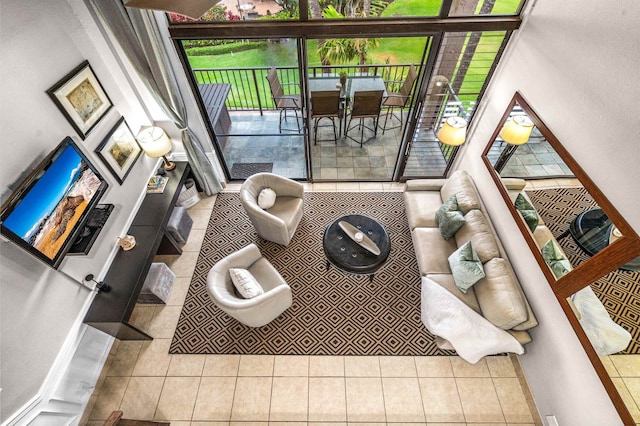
323,214,391,281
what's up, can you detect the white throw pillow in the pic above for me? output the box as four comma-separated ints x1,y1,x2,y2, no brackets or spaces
257,188,277,209
229,268,264,299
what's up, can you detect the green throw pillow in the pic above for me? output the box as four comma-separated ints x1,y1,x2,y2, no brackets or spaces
448,241,486,293
435,194,465,240
515,193,539,233
541,239,572,279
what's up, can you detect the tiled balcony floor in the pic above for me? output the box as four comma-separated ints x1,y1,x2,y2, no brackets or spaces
216,111,572,182
217,111,418,181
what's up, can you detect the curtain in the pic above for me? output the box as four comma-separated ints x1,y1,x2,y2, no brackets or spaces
88,0,224,195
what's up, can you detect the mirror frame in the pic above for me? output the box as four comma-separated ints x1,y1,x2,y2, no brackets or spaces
482,91,640,424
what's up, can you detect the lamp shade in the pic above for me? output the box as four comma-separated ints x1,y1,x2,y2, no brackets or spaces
499,116,534,145
137,126,172,158
437,116,467,146
124,0,220,19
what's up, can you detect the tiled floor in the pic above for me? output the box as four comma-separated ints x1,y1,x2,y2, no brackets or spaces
81,184,544,425
602,355,640,423
219,112,407,181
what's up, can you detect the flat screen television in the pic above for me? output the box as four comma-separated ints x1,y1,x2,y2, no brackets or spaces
1,137,109,269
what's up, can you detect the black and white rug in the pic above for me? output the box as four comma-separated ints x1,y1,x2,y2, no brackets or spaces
170,192,453,356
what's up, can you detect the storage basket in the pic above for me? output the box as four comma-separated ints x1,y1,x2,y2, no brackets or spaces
177,178,201,208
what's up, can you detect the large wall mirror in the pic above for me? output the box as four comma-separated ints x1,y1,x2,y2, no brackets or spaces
482,92,640,424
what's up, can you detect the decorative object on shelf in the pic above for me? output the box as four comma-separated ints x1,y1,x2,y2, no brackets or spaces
137,126,176,171
499,115,534,145
338,220,381,255
95,117,142,184
147,175,169,194
437,116,468,146
85,274,111,293
47,60,112,140
124,0,219,18
117,235,136,251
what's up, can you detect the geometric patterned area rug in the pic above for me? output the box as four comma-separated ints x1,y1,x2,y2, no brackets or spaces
527,187,640,355
170,192,453,356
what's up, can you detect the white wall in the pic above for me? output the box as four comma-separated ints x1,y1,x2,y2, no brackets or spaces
0,0,159,421
458,0,640,424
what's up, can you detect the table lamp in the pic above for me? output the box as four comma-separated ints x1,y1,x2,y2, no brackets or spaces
500,116,534,145
437,116,467,146
137,126,176,171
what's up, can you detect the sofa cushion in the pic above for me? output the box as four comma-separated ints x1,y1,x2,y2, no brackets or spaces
454,210,500,263
435,194,466,240
542,239,572,279
426,273,481,314
474,258,528,329
532,225,558,251
440,170,481,214
515,193,539,233
448,241,485,293
412,227,458,275
404,190,442,230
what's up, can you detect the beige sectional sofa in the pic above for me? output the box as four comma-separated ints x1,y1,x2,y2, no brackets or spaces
404,170,538,362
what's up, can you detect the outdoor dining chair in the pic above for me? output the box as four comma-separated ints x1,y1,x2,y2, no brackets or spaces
380,64,418,133
345,90,384,146
266,66,302,133
310,90,342,144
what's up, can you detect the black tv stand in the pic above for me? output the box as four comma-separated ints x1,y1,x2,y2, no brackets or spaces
69,204,114,255
84,162,194,340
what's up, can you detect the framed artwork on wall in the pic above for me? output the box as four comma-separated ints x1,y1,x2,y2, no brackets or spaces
47,60,112,139
95,117,141,184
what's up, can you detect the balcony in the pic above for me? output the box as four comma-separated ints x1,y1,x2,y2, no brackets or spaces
192,64,470,180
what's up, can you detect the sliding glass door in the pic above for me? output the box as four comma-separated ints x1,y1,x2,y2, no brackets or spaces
181,38,307,180
306,36,430,181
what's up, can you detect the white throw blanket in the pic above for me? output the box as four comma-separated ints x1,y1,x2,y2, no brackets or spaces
421,277,524,363
572,286,631,356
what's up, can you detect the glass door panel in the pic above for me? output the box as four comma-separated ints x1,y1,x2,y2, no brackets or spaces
306,36,429,181
400,31,509,178
181,38,307,180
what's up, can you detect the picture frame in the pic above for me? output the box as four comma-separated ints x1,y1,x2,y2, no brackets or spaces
95,117,142,184
47,60,112,139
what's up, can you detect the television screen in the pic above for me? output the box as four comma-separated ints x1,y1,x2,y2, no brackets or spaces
1,137,108,269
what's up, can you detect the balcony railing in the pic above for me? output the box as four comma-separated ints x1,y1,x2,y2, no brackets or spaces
193,64,474,171
193,64,424,114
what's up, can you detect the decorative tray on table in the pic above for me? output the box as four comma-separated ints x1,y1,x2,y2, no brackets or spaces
338,221,381,255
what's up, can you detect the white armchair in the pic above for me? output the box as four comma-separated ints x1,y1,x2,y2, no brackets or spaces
240,172,304,246
206,243,292,327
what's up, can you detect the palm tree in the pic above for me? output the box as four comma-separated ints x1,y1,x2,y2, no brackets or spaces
320,5,380,71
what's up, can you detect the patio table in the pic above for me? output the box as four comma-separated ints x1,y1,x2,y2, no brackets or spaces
308,76,387,135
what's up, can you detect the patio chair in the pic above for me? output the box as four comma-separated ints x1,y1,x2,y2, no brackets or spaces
266,66,302,133
206,243,292,328
381,64,417,133
310,90,342,144
345,90,384,146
